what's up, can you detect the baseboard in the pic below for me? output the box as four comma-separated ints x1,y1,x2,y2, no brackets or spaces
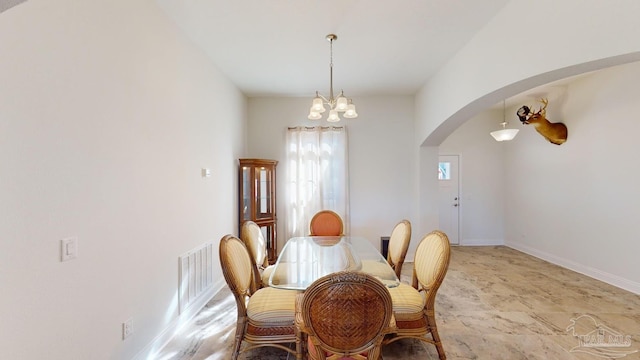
459,238,504,246
507,241,640,295
405,238,504,262
131,280,226,360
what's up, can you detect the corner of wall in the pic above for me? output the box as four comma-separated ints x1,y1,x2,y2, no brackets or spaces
507,241,640,295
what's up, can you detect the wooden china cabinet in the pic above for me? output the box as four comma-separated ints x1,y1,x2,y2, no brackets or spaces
238,159,278,264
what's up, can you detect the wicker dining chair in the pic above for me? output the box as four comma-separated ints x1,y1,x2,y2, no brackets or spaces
386,219,411,279
296,271,396,360
309,210,344,236
219,234,301,360
383,230,451,359
240,220,275,288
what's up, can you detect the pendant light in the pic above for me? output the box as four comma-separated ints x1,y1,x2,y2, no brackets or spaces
490,100,519,141
308,34,358,122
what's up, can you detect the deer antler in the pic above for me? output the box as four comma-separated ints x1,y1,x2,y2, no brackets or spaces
537,98,548,116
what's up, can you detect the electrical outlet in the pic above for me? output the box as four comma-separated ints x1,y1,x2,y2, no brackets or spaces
122,318,133,340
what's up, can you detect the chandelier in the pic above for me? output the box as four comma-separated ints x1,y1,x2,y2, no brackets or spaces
490,100,519,141
308,34,358,122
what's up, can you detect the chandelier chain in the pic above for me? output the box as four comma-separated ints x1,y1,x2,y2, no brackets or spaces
329,36,334,101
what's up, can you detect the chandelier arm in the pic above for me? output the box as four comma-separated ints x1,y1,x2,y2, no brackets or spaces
317,93,329,104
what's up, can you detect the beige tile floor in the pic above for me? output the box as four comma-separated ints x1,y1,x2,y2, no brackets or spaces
156,246,640,359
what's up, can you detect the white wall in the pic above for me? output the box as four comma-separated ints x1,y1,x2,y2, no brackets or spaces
413,0,640,295
409,2,640,242
416,146,440,255
439,109,508,245
0,1,246,359
434,63,640,293
415,0,640,148
505,62,640,293
247,96,418,257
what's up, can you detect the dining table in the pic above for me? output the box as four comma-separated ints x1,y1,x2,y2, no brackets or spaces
268,236,400,290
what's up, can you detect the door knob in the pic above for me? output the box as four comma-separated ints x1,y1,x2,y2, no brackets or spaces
453,204,458,207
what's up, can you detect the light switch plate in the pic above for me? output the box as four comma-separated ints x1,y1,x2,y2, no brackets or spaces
60,237,78,262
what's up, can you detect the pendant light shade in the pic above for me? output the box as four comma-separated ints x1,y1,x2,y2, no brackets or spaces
490,100,519,141
343,102,358,118
490,127,520,141
311,94,326,113
327,110,340,122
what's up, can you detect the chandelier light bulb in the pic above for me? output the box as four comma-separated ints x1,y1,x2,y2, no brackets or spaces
311,95,325,113
343,103,358,118
336,92,348,112
327,110,340,122
308,110,322,120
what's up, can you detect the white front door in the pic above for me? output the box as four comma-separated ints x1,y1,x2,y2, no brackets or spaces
438,155,460,244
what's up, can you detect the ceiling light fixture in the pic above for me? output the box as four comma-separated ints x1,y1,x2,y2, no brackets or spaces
490,100,519,141
308,34,358,122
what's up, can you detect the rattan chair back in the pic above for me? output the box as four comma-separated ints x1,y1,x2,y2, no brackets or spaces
240,220,268,288
220,234,258,305
309,210,344,236
241,221,268,268
412,230,451,305
387,220,411,278
299,271,394,359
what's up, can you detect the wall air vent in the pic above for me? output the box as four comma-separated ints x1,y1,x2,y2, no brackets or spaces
178,241,214,314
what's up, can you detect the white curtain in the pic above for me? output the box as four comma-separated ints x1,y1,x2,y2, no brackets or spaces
285,126,349,239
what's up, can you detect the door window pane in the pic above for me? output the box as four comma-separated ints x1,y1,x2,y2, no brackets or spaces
438,162,451,180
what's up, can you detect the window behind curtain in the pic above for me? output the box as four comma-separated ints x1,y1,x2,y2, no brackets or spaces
285,126,349,239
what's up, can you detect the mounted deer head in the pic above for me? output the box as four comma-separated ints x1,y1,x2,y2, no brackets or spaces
517,98,568,145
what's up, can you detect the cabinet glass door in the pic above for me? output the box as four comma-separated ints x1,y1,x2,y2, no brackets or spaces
241,166,252,221
255,166,273,219
239,158,277,263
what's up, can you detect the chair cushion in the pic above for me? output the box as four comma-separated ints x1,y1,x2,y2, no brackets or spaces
247,287,297,327
359,260,393,278
387,283,426,322
260,264,275,287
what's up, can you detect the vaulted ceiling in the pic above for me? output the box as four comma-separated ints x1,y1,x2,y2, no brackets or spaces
156,0,511,98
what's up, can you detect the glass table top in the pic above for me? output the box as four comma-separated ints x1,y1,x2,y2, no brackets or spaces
269,236,400,290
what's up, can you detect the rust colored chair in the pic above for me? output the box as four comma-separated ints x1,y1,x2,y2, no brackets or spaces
309,210,344,236
240,220,275,288
383,230,451,359
387,220,411,279
295,271,395,360
219,234,301,360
